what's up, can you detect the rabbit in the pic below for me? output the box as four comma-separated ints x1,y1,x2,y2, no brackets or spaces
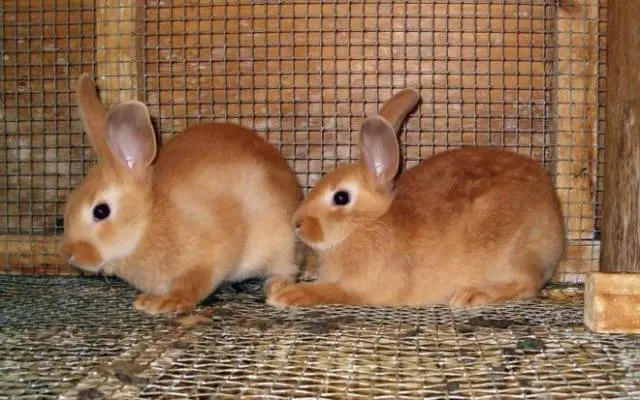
266,88,565,309
60,74,304,315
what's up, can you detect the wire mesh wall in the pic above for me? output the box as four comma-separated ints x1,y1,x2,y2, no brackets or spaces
143,1,556,185
1,0,606,282
1,1,96,275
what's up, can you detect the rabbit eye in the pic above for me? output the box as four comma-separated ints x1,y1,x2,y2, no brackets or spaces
92,203,111,221
333,190,351,206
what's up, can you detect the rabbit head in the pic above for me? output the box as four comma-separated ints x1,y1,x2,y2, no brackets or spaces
293,89,421,250
60,74,157,273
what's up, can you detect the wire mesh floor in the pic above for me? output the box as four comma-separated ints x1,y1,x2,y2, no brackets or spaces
1,276,639,399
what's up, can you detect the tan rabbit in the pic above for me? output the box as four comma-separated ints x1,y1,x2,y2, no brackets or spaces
266,88,565,309
60,74,303,315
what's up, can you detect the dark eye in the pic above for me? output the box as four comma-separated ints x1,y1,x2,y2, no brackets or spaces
333,190,351,206
93,203,111,221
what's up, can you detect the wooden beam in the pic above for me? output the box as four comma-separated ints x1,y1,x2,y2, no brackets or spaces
1,234,598,282
553,1,600,240
95,0,144,103
600,0,640,274
2,235,67,269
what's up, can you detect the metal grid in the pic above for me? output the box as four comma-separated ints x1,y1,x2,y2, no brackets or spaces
1,0,605,282
0,277,170,399
2,275,639,399
142,1,557,185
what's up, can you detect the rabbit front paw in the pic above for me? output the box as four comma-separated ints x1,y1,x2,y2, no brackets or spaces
264,276,294,297
266,282,318,308
133,293,196,315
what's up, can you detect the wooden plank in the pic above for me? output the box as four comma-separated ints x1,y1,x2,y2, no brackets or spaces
95,0,144,103
1,235,599,281
584,272,640,333
600,0,640,273
553,1,600,240
2,235,66,267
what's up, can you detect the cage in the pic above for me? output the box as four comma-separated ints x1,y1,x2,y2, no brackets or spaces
2,0,639,399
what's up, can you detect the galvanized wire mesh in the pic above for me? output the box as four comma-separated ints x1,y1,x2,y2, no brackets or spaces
2,276,639,399
1,3,631,400
142,1,557,185
1,1,606,282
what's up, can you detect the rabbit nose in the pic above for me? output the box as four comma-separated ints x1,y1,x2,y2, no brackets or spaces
293,217,303,230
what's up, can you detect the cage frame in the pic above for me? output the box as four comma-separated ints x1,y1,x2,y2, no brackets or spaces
2,1,640,398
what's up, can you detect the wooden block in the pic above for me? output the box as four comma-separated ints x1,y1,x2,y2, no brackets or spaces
584,272,640,333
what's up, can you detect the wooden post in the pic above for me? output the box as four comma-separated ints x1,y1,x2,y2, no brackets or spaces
551,1,601,283
554,1,599,241
2,235,69,275
95,0,144,103
584,0,640,334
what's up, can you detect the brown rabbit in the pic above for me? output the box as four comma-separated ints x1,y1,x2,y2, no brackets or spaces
60,74,303,315
266,88,565,309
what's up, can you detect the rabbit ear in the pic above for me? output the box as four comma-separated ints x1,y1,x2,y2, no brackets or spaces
358,88,420,186
359,115,400,186
378,88,421,134
104,101,157,175
76,74,115,163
